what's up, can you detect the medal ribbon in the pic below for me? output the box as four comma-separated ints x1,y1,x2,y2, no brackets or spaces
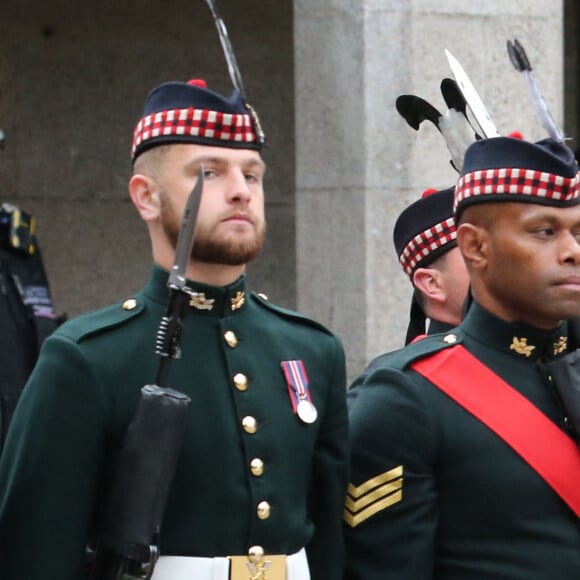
281,360,312,413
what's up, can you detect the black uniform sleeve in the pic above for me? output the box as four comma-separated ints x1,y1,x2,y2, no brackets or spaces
344,365,439,579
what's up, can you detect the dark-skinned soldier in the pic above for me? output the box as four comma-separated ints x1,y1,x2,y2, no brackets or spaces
344,135,580,579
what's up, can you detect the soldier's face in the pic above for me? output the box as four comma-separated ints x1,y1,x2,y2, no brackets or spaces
157,144,266,266
471,202,580,329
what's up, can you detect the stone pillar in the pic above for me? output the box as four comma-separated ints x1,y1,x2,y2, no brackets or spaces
294,0,564,381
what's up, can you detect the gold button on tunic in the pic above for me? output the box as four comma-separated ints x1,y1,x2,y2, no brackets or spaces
257,501,271,520
250,458,264,476
242,416,257,434
233,373,248,391
224,330,238,348
122,298,137,311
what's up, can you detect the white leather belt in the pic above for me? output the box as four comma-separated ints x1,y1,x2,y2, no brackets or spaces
151,547,310,580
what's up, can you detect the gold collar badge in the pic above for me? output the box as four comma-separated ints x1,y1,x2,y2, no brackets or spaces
510,337,536,357
189,292,215,311
231,291,245,311
553,336,568,355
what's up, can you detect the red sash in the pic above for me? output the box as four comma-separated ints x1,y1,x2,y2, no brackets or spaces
411,344,580,517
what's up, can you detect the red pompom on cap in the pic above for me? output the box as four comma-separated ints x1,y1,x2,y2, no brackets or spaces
508,130,524,140
421,188,439,199
187,79,207,88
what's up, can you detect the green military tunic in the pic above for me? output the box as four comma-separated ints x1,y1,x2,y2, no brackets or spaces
344,301,580,579
0,265,348,579
347,318,455,409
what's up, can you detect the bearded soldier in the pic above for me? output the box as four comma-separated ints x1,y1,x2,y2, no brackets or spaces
0,78,348,580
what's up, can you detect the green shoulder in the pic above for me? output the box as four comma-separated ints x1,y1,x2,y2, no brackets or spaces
364,328,463,375
55,295,146,343
249,292,335,337
386,330,465,371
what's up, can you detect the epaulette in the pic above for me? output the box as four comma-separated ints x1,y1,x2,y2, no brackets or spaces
56,296,145,343
386,330,465,371
250,292,335,336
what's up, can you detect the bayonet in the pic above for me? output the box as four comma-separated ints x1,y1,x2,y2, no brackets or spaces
203,0,265,145
167,170,204,291
89,171,204,580
156,169,204,386
445,49,501,139
203,0,245,98
506,38,564,142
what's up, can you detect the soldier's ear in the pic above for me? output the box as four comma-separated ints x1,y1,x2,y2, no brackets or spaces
456,222,488,270
413,267,445,302
129,174,161,221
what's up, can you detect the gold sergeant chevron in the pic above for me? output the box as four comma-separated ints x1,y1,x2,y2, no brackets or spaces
343,465,404,528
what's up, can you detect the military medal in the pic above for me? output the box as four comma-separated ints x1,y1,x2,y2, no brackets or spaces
281,360,318,424
297,399,318,424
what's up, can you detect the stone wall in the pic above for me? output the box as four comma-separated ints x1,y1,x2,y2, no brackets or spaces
0,1,568,382
295,0,565,380
0,0,295,317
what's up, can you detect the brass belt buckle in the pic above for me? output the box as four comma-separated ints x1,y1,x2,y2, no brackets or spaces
228,546,286,580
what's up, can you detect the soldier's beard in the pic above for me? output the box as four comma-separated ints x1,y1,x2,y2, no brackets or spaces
160,192,266,266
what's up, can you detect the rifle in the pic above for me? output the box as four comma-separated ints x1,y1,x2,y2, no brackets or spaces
88,170,204,580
